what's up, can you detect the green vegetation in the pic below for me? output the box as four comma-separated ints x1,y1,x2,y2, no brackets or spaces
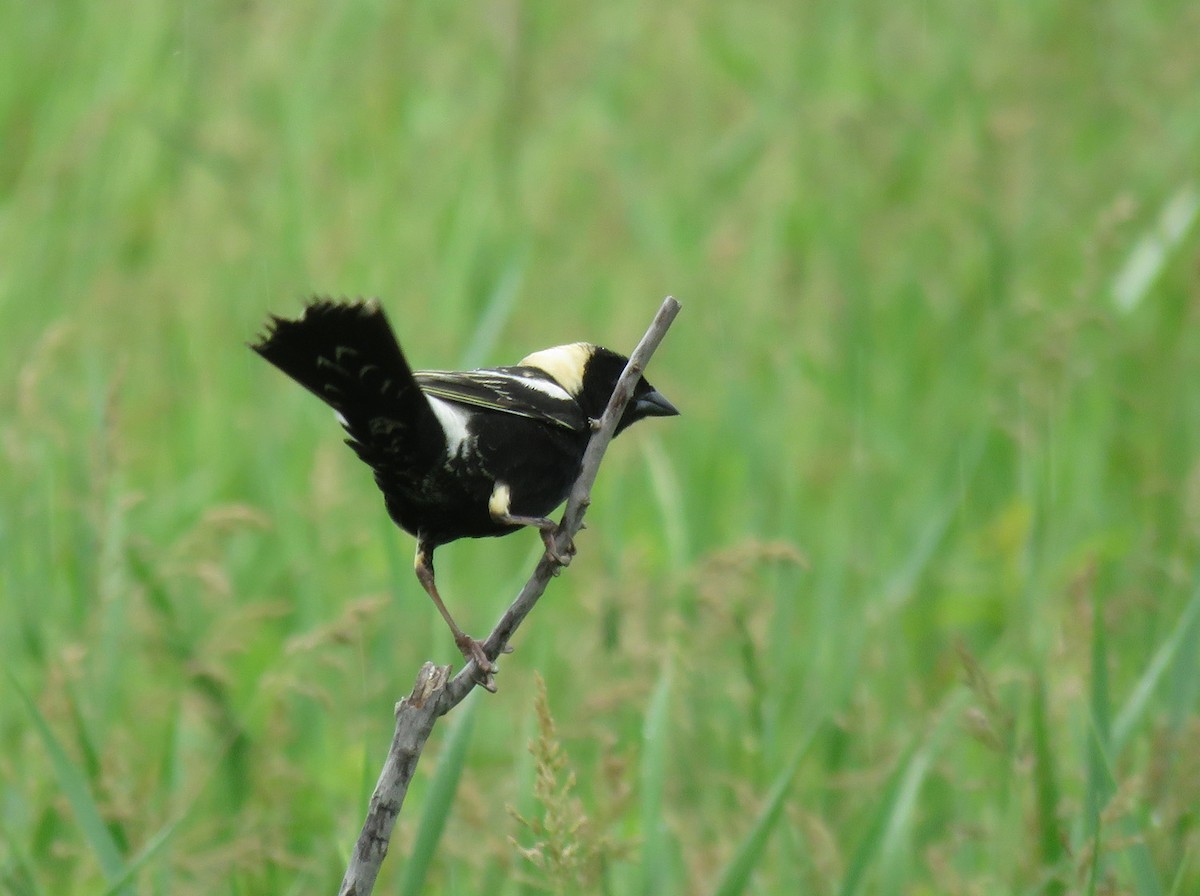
3,1,1199,893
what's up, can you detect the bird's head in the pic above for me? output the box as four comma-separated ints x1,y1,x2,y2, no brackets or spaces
519,343,678,434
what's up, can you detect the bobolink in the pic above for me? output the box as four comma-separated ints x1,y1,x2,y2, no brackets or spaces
251,299,677,683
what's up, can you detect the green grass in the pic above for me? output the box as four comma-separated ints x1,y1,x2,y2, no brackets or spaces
3,1,1200,893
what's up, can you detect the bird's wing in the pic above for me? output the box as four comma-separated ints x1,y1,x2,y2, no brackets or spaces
416,367,588,432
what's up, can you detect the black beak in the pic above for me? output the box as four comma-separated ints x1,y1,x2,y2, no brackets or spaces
633,389,679,418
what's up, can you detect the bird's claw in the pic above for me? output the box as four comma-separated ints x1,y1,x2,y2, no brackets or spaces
540,528,576,566
458,635,499,693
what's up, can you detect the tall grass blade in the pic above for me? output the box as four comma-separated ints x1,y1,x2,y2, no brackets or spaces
1112,184,1199,313
1082,722,1163,896
98,815,186,896
1112,578,1200,753
0,820,45,896
459,251,526,369
1120,825,1163,896
877,431,987,615
6,668,130,892
709,725,819,896
839,690,965,896
837,743,915,896
1030,670,1066,894
1083,585,1118,896
640,662,673,896
1086,587,1113,836
641,435,689,571
1166,848,1195,896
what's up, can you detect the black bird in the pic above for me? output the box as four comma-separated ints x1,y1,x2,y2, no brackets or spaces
251,299,677,684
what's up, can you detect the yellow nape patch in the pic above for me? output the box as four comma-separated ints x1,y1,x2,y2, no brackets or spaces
488,482,512,519
518,343,593,396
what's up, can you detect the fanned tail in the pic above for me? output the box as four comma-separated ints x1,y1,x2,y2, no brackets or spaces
251,298,443,473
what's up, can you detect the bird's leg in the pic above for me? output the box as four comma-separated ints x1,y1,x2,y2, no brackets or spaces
498,512,575,565
489,481,575,565
414,540,498,692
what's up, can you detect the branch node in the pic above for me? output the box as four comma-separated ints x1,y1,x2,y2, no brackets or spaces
405,662,450,710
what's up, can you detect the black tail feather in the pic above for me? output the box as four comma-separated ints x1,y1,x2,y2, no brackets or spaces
251,298,443,471
251,299,406,409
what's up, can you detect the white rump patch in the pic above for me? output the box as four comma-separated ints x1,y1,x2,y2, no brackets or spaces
518,343,593,396
428,395,471,456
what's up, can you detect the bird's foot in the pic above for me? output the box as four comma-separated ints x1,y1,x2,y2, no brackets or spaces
540,527,576,566
456,634,500,693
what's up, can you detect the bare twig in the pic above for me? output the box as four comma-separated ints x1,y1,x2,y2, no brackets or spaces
337,296,682,896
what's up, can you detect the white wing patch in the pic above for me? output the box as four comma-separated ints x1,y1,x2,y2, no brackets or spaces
509,371,573,401
518,343,593,396
428,395,471,456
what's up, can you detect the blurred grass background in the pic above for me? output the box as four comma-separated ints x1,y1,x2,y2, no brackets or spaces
3,0,1200,893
